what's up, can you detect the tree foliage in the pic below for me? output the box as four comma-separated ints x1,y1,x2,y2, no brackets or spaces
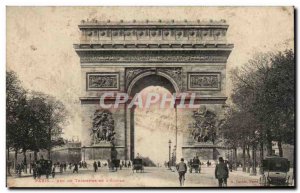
222,49,295,157
6,71,27,152
6,71,68,159
255,50,295,145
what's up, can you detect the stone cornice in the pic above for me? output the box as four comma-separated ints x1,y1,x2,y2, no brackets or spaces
74,49,232,63
79,19,229,29
74,43,233,50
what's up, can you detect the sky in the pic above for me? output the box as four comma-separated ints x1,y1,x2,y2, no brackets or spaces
6,7,294,147
134,86,181,164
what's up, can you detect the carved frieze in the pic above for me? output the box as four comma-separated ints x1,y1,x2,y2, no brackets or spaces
79,51,229,63
81,28,227,42
87,72,119,90
188,72,221,90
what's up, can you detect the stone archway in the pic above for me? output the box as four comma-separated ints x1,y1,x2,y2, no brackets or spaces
125,70,179,160
74,20,233,162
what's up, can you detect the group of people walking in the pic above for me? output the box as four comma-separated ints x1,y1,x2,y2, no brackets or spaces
93,161,102,172
93,160,132,172
53,161,87,173
176,156,229,187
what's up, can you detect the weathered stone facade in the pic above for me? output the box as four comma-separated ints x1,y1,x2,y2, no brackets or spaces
74,20,233,161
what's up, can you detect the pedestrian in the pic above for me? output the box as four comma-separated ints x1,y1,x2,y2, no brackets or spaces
97,161,101,168
93,161,98,172
228,162,233,172
119,161,123,170
60,163,63,173
73,163,78,173
20,161,25,173
63,162,67,172
176,158,187,186
215,157,229,187
194,156,201,173
16,164,21,176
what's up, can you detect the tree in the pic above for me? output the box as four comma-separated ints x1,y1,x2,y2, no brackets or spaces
7,70,68,168
226,49,294,165
6,71,27,170
221,108,259,172
29,93,68,159
254,50,295,156
230,53,274,156
12,92,68,162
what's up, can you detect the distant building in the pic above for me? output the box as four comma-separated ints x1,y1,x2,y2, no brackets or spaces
51,140,82,163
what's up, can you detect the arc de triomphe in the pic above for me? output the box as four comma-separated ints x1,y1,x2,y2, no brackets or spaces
74,20,233,161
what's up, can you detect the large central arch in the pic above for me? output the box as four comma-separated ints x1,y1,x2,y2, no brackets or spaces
127,72,178,160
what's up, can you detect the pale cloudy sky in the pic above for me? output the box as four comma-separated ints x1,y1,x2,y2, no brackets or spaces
6,7,294,150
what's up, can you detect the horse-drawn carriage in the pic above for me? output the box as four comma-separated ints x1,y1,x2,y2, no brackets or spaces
189,159,201,173
108,159,120,171
132,159,144,173
260,156,291,186
33,159,55,179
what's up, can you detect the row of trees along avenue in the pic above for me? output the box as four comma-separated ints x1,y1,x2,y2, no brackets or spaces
221,49,294,175
6,71,68,174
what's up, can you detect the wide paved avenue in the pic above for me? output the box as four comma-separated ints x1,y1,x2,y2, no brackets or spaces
7,166,267,187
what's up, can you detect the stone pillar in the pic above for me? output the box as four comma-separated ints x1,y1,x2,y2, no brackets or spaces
125,104,131,160
130,105,136,160
125,103,136,160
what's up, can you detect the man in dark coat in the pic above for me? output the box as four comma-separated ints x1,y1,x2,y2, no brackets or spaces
63,162,67,172
73,163,79,173
176,158,187,186
93,161,98,172
215,157,229,187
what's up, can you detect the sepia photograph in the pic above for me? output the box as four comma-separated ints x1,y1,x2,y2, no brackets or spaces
5,6,295,188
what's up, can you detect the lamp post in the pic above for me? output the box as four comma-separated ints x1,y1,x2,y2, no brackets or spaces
83,146,86,162
29,153,32,174
231,149,233,163
174,104,178,164
168,140,172,168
